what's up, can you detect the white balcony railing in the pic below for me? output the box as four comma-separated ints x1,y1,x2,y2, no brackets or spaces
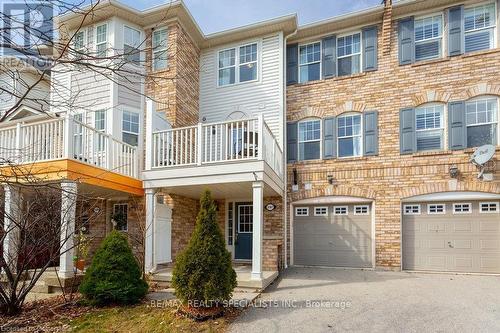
0,116,139,178
149,114,283,179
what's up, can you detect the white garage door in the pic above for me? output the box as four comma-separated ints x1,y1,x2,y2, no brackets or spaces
403,201,500,273
293,204,373,268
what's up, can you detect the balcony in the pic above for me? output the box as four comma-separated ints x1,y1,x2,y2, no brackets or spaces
144,104,284,198
0,115,140,180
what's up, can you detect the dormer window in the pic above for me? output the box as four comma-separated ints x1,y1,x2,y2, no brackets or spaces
124,26,141,64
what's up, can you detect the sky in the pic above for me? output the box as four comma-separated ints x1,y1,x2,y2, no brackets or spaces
118,0,382,34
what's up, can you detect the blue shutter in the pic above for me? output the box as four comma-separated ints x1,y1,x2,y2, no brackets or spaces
448,6,464,56
448,101,466,150
323,117,336,159
364,111,379,156
400,108,416,154
398,17,415,65
286,44,298,85
287,122,298,162
362,26,378,72
322,35,336,78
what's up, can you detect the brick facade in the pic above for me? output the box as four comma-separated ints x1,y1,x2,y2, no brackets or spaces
286,11,500,269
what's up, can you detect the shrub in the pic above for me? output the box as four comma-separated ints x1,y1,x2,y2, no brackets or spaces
172,190,237,305
79,230,148,305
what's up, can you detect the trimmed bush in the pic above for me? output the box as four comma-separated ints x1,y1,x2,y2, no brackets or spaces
79,230,148,305
172,190,237,305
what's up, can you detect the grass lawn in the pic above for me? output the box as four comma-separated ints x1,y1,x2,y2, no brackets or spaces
68,303,236,333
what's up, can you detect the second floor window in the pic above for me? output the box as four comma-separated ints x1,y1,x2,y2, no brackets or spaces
95,110,106,151
416,104,444,151
337,33,361,76
122,111,139,146
218,43,258,86
414,15,442,61
152,29,168,70
338,114,362,157
299,42,321,83
96,24,107,58
74,31,85,52
466,98,498,148
298,119,321,160
124,26,141,64
464,3,496,53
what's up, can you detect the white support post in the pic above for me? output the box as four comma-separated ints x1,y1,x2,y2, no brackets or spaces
58,181,77,278
251,181,264,280
63,115,74,160
2,185,21,274
258,114,264,161
106,135,113,171
196,123,203,165
144,188,155,273
15,123,22,163
145,99,155,171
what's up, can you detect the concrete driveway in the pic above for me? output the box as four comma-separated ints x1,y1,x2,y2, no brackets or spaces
229,267,500,333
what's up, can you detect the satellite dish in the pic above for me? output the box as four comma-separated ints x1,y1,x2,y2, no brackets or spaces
470,144,495,166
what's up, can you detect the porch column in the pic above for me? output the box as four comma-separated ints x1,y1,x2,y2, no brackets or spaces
251,181,264,280
2,185,22,274
58,181,77,278
144,188,155,273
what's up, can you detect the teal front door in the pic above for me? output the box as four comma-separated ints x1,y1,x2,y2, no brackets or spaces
234,203,253,260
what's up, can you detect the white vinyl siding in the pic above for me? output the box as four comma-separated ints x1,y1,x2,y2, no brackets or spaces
414,14,442,61
464,3,496,53
416,104,444,151
465,97,498,148
299,42,321,83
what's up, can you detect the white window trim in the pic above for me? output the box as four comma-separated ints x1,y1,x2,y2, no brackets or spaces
427,203,446,215
465,96,499,147
152,28,168,71
123,25,142,64
297,118,322,161
414,13,444,61
96,23,108,57
314,206,329,216
354,205,370,215
403,204,421,215
336,31,363,76
337,113,363,158
415,103,445,151
217,41,259,87
295,207,309,216
298,40,322,83
74,30,87,52
237,204,253,233
463,2,497,49
113,203,128,232
122,110,140,145
479,201,499,213
453,203,472,214
333,206,348,216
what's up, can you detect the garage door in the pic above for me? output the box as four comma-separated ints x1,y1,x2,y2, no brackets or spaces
293,204,373,268
403,201,500,273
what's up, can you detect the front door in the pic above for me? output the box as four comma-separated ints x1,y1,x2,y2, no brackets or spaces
234,203,253,260
154,197,172,265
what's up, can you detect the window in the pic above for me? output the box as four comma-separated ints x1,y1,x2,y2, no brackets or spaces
416,104,444,151
414,15,442,61
74,30,85,51
124,26,141,64
299,42,321,83
453,203,471,214
464,3,496,53
122,111,139,146
96,24,107,57
298,119,321,160
113,203,128,231
428,204,446,214
334,206,348,215
238,205,253,233
239,43,257,82
295,207,309,216
152,29,168,70
404,205,420,215
480,202,499,213
337,33,361,76
466,98,498,148
94,110,106,151
354,205,369,215
314,207,328,216
338,114,362,158
227,203,233,245
218,43,258,86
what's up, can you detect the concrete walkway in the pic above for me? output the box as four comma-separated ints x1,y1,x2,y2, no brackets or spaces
229,267,500,333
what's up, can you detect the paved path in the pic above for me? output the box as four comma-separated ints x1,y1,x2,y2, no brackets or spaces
229,267,500,333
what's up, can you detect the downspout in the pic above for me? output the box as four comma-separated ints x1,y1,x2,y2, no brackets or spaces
282,24,298,269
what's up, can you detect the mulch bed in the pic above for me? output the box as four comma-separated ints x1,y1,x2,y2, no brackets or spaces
0,294,92,333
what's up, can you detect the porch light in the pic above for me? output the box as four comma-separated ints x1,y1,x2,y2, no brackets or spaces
449,165,459,178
